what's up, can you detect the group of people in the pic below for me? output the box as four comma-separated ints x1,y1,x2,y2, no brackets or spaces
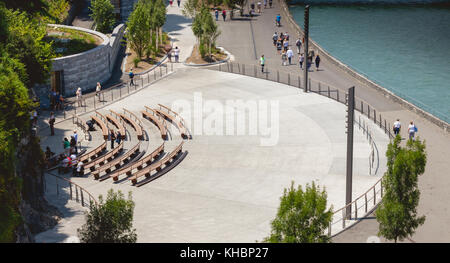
58,151,84,176
271,32,321,71
168,0,182,7
49,90,64,111
62,130,79,156
393,119,419,141
214,9,227,21
167,46,180,63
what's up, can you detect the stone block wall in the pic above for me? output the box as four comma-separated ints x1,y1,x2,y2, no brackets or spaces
49,24,125,97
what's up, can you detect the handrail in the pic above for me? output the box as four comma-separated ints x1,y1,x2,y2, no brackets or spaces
46,171,98,208
72,114,91,141
213,61,395,235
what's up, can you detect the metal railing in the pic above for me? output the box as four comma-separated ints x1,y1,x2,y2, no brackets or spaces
212,61,396,235
56,61,173,122
45,171,98,209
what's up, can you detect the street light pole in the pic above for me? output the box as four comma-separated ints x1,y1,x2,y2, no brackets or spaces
303,5,310,92
346,86,355,220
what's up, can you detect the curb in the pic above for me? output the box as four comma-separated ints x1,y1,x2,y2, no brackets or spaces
183,47,232,67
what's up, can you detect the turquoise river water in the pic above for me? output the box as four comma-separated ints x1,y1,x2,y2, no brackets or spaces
289,4,450,123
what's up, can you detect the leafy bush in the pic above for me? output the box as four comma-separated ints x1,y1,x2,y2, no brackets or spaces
90,0,116,33
78,189,137,243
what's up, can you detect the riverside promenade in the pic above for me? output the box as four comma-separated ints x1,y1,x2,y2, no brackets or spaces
213,0,450,242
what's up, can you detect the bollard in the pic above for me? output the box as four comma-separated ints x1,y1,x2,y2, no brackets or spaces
384,119,387,133
231,62,233,73
242,64,245,75
111,89,113,101
318,82,321,93
148,73,150,83
309,78,311,92
337,90,339,102
361,101,364,114
237,63,240,74
254,65,256,77
70,182,72,200
368,105,371,119
373,187,376,205
379,114,382,128
373,109,376,124
277,70,279,82
328,86,330,97
81,190,84,207
76,186,79,202
298,76,301,89
342,210,346,228
355,201,358,219
160,66,162,77
154,70,156,80
380,181,383,197
288,73,290,85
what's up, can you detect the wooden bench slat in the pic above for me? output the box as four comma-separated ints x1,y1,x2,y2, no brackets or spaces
142,108,167,139
92,141,141,179
84,141,124,170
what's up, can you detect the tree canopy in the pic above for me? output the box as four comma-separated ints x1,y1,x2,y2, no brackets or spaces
264,181,333,243
376,135,427,243
90,0,116,33
78,189,137,243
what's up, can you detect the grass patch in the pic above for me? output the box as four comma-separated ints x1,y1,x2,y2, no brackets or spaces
44,27,102,57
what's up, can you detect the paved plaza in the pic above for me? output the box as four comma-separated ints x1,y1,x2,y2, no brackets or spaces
37,68,388,242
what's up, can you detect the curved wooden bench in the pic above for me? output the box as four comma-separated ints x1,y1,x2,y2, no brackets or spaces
155,104,187,138
92,141,141,180
129,141,184,185
91,113,109,140
107,110,126,139
79,141,107,163
83,141,124,171
121,109,143,140
111,142,165,182
142,106,167,140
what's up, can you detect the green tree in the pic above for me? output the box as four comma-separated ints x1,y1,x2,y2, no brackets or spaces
181,0,200,18
3,9,54,87
376,135,426,243
264,181,333,243
78,189,137,243
45,0,70,24
90,0,116,33
126,0,151,59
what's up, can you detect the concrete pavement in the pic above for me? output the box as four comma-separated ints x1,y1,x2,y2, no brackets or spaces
214,0,450,242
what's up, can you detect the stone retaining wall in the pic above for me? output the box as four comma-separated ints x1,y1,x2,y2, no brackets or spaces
50,24,125,97
278,0,449,132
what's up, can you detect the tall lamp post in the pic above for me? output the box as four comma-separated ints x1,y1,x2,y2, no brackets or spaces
303,5,310,92
346,86,355,219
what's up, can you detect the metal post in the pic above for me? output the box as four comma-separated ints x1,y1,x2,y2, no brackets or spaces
242,64,245,75
111,89,113,101
254,65,256,77
160,66,162,77
373,187,376,205
81,190,84,207
368,105,371,119
303,5,310,93
337,90,339,102
266,68,268,80
288,73,290,85
327,86,330,97
298,76,301,89
231,62,233,73
76,186,79,202
345,86,355,220
238,63,240,74
361,101,364,114
379,114,382,128
154,70,156,80
277,70,279,82
319,82,321,94
384,119,387,133
354,201,358,219
365,193,368,213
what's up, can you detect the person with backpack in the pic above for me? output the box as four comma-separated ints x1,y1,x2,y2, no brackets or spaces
408,121,418,141
269,0,272,8
222,9,227,21
129,69,135,86
299,53,305,69
275,14,281,27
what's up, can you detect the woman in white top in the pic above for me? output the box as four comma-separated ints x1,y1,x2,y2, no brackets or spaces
76,87,82,107
96,82,101,101
408,121,417,141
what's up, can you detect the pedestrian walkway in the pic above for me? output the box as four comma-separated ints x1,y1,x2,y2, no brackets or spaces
214,0,450,242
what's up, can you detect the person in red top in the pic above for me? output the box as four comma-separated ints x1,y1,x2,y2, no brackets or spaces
222,9,226,21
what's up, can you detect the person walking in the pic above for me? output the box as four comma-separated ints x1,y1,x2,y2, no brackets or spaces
73,130,78,153
260,55,266,73
276,39,282,53
283,39,289,52
168,49,172,62
215,9,219,21
70,135,76,154
76,87,82,107
96,82,102,101
222,9,226,21
275,14,281,27
393,119,401,136
285,32,289,41
63,137,70,156
315,54,321,70
49,112,55,136
174,46,180,62
306,55,312,71
286,48,294,65
109,129,116,149
169,0,173,6
295,37,302,54
269,0,272,8
408,121,417,141
264,0,267,9
299,53,304,69
257,1,262,13
281,50,287,66
177,0,181,7
129,69,135,86
272,32,278,46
